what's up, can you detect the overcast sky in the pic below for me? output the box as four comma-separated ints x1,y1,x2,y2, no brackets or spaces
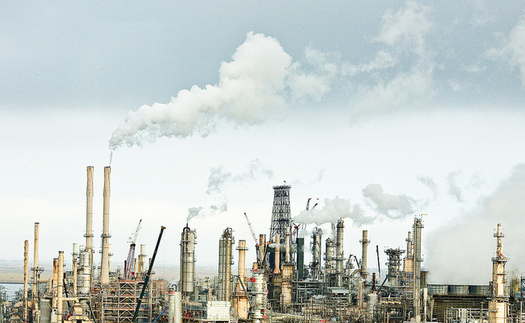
2,1,525,284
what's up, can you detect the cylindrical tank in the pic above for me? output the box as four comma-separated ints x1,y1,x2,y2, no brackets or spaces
77,250,91,295
325,238,335,275
180,225,196,296
168,291,182,323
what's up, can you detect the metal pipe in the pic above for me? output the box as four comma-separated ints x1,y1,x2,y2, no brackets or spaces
100,166,111,285
23,240,29,322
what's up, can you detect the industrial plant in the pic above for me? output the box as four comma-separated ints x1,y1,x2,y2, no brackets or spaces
1,166,523,323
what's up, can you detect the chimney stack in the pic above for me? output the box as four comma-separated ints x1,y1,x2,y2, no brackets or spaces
100,166,111,285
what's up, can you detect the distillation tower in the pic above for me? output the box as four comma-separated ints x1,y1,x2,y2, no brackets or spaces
488,223,508,323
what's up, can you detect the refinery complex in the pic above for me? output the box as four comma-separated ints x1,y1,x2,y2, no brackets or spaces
1,166,522,323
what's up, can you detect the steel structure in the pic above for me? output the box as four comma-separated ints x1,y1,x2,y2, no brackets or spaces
269,185,291,244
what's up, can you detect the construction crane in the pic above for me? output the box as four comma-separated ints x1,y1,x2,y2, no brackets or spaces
244,212,262,265
124,219,142,280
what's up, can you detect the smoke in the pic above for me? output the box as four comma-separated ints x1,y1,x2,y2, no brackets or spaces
294,197,373,227
447,171,464,203
362,183,419,219
207,159,273,195
417,175,438,198
109,32,333,150
186,202,228,223
425,163,525,284
187,159,273,222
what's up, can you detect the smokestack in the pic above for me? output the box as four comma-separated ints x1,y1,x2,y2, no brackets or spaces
237,240,247,282
58,251,64,318
85,166,94,251
258,234,265,266
138,244,147,276
32,222,40,317
335,218,344,287
23,240,29,322
100,166,111,285
72,243,79,297
273,234,281,274
360,230,370,280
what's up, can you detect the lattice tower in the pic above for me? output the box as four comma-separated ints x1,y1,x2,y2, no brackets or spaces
269,185,291,244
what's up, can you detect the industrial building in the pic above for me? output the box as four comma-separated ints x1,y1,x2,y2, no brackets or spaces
2,166,524,323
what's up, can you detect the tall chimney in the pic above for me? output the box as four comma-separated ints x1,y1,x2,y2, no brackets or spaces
32,222,40,316
360,230,370,280
100,166,111,285
57,251,64,318
23,240,29,322
85,166,94,251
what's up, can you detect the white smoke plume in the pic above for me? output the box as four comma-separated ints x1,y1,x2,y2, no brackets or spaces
109,32,333,150
425,164,525,284
186,202,228,223
362,183,418,219
417,175,438,198
447,171,464,203
294,197,372,227
207,159,273,195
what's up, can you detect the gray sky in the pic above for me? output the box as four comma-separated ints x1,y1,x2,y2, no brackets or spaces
2,1,525,284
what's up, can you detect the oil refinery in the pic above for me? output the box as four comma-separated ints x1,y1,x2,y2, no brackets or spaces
1,166,522,323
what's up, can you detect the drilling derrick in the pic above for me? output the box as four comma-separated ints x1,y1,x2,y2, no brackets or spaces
489,223,508,323
269,185,291,245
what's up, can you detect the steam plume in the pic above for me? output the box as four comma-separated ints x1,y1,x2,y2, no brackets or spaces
109,32,332,150
187,202,228,223
294,197,372,227
207,159,273,195
447,171,464,203
425,163,525,284
362,183,418,219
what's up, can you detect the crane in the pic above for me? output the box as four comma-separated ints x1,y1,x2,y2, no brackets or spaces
244,212,263,265
124,219,142,280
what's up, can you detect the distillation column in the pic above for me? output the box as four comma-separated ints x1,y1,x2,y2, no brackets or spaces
335,218,345,287
310,227,323,279
218,228,233,302
180,225,196,300
488,223,508,323
100,166,111,286
413,216,424,323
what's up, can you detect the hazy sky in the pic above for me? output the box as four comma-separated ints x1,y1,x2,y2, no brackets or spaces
2,1,525,284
